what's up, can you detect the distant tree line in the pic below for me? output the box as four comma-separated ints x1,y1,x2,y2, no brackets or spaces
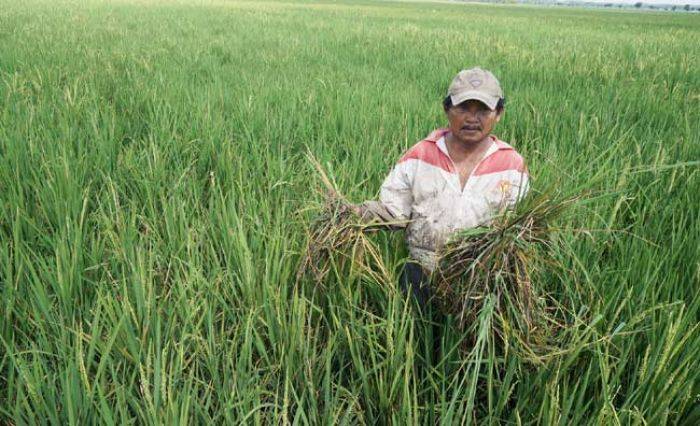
545,0,700,11
618,2,698,11
512,0,700,10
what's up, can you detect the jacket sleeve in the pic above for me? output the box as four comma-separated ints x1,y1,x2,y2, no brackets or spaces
512,170,530,204
499,166,530,210
359,161,415,229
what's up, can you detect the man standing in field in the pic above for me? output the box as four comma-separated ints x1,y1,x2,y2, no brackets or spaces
353,67,529,307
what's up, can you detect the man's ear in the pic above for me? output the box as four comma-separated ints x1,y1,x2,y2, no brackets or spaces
495,108,504,123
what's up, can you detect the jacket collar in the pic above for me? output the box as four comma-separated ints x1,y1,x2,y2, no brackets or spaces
430,128,513,158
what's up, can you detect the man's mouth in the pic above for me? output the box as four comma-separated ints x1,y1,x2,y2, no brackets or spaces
462,125,480,131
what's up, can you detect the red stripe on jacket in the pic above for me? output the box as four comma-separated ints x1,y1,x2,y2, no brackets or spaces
473,149,526,176
398,129,454,173
397,130,526,176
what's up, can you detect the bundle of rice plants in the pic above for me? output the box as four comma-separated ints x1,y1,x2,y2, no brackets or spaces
297,153,392,287
433,192,580,359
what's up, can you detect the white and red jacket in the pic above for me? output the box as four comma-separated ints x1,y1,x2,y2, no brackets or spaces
362,128,529,272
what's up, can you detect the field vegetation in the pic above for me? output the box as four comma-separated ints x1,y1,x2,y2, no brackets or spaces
1,0,698,423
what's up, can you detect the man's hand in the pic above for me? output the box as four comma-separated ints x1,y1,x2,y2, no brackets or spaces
323,185,365,218
338,203,363,217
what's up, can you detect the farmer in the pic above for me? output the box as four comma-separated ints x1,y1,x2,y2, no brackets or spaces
352,67,529,308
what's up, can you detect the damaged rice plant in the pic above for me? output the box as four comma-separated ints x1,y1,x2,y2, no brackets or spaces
434,192,582,360
296,153,394,288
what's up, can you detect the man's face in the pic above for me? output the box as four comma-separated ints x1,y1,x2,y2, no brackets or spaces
446,99,502,145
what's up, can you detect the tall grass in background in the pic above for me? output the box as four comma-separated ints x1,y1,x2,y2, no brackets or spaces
1,0,698,423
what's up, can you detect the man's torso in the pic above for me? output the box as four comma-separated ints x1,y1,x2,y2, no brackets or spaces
380,128,529,271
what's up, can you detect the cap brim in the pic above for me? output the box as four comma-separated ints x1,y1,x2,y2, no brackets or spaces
450,91,499,110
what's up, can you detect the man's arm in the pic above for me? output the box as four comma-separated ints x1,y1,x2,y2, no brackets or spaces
353,160,415,229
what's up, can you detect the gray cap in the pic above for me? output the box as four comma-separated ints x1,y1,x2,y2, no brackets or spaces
447,67,503,110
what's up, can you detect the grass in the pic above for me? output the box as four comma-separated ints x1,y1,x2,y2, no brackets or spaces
0,0,699,423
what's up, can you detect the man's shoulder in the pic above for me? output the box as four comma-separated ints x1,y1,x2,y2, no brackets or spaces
474,136,527,177
492,136,521,154
397,129,452,172
399,140,438,163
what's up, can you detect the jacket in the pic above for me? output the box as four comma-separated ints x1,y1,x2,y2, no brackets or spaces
361,128,529,271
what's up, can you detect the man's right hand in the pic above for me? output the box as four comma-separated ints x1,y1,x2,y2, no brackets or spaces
338,203,363,217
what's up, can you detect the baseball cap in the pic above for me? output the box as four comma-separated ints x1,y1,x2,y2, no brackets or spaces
447,67,503,110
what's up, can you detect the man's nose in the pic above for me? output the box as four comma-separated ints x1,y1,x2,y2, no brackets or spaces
463,106,481,117
463,109,481,120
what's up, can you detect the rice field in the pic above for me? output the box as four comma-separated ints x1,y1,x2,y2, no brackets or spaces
1,0,699,423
